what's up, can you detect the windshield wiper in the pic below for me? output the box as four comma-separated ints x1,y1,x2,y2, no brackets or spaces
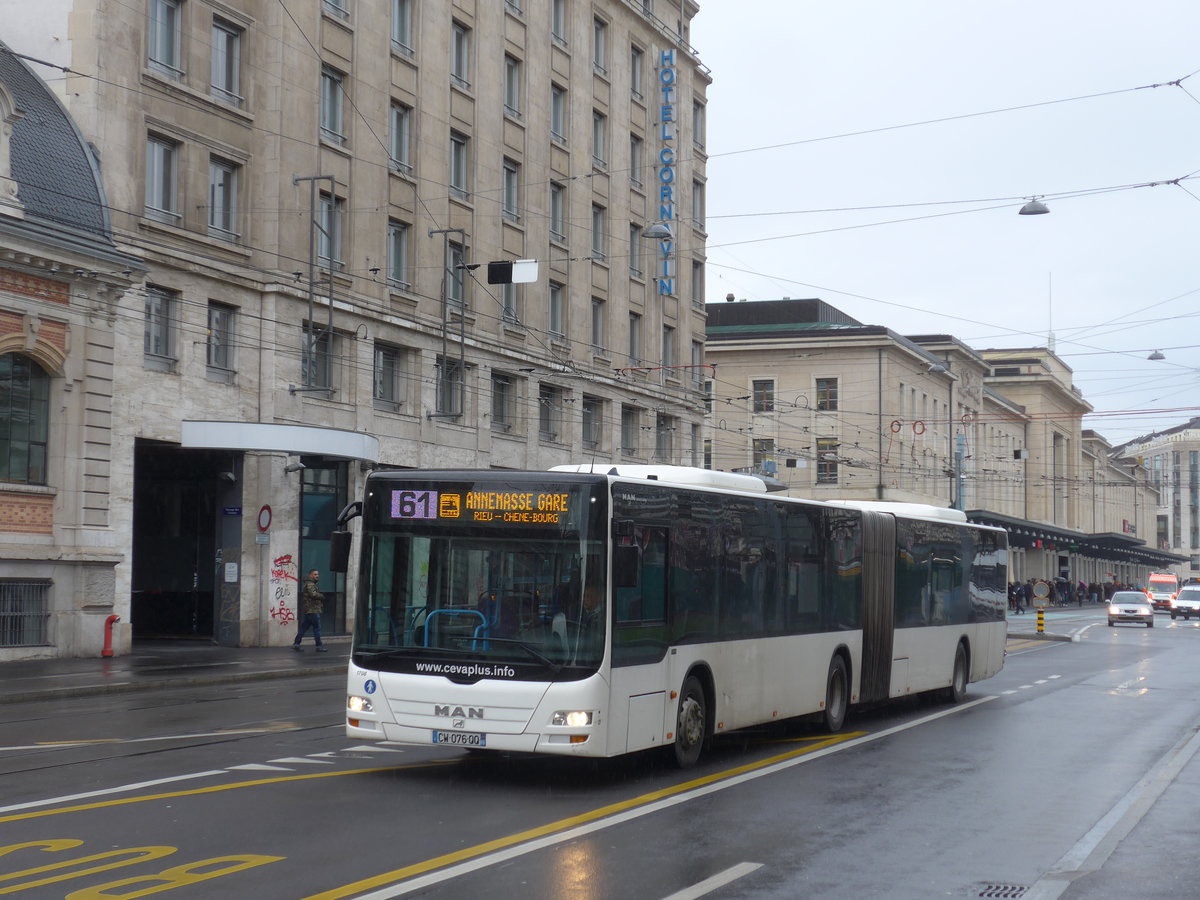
476,637,563,674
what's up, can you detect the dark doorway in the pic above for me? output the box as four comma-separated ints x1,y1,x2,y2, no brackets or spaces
131,441,239,640
299,458,348,633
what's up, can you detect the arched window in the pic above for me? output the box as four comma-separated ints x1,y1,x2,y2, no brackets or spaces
0,353,49,484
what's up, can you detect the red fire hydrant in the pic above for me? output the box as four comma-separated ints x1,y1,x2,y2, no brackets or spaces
102,614,120,658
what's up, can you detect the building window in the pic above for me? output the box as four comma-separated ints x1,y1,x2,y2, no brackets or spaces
816,377,839,411
436,355,463,416
500,282,519,322
591,204,606,259
693,99,706,150
691,180,705,231
662,325,675,369
592,111,607,166
655,413,673,461
447,240,466,308
318,193,343,270
549,181,566,242
144,286,176,366
148,0,182,78
817,439,839,484
621,405,639,455
502,159,520,221
323,0,350,20
491,372,512,431
211,19,242,105
691,259,705,307
752,438,775,471
207,157,239,240
504,55,522,116
592,17,607,75
691,340,704,389
451,21,471,88
206,301,235,371
539,384,562,440
374,343,404,407
449,131,470,199
389,102,412,173
303,327,335,389
629,133,644,189
505,0,522,12
703,379,713,413
582,395,601,448
145,136,179,224
548,281,564,336
0,354,49,485
387,219,409,288
591,296,605,350
752,379,775,413
0,580,50,647
550,84,567,143
551,0,567,43
629,223,643,277
392,0,414,55
628,312,642,363
630,45,644,100
319,66,345,145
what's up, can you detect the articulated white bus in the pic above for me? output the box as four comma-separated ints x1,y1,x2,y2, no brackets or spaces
333,465,1008,767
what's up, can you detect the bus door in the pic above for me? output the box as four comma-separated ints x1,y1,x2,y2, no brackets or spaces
613,524,670,753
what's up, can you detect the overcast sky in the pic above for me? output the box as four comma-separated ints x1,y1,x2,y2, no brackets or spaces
691,1,1200,447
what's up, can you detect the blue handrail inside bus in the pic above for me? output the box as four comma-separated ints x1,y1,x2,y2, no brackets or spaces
423,608,487,649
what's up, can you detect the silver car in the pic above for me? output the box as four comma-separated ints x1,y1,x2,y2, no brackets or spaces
1171,585,1200,620
1108,591,1154,627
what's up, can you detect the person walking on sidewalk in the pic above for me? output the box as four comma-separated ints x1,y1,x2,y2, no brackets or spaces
293,569,329,652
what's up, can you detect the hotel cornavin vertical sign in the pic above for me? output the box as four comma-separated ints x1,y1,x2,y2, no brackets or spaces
656,48,677,297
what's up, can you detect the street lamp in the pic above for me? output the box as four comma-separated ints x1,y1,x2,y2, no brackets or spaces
1018,198,1050,215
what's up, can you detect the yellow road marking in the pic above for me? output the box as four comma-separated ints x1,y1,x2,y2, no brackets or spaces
300,732,864,900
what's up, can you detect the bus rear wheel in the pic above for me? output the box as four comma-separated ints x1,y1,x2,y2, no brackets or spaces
672,675,707,768
823,655,848,732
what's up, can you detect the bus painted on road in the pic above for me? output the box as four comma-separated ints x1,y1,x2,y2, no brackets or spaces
334,465,1008,766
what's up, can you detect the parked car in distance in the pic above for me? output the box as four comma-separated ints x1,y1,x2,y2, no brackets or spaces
1108,591,1154,628
1170,585,1200,621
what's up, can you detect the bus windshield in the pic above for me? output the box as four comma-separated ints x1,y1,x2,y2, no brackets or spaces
352,477,607,680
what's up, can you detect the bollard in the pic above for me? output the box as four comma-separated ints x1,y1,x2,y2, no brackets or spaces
102,613,120,657
1036,608,1044,634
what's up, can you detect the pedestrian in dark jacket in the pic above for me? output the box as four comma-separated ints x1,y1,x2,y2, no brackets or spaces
293,569,328,652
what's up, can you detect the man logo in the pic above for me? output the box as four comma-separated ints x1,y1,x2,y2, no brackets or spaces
434,705,484,719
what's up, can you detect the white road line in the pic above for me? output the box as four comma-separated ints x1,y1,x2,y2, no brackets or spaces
660,862,763,900
268,757,334,765
228,763,294,771
1024,724,1200,899
343,746,405,753
0,771,227,814
344,697,997,900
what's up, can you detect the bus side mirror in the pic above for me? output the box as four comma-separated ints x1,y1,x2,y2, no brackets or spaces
329,530,352,573
613,545,640,588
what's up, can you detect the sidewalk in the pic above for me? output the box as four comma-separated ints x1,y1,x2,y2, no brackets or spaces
0,639,350,705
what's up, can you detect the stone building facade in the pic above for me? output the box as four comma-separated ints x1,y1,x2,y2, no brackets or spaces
704,299,1183,587
4,0,709,657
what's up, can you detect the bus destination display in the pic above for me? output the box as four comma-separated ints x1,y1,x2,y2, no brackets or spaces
390,489,571,525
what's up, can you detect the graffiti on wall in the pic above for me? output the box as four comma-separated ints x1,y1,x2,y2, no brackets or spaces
269,553,298,626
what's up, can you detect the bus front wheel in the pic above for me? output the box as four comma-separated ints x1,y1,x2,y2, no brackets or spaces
823,655,849,732
672,675,707,768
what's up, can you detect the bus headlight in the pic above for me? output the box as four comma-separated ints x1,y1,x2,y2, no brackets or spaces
552,710,593,727
347,695,374,714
